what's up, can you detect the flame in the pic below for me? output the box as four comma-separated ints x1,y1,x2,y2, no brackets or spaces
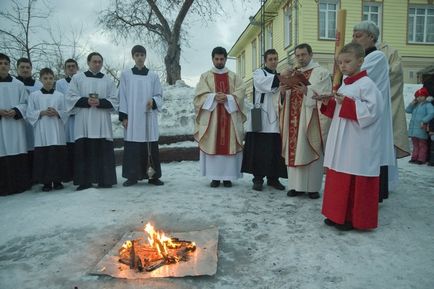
144,223,176,258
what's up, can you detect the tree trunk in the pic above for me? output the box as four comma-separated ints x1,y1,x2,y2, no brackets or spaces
164,41,181,85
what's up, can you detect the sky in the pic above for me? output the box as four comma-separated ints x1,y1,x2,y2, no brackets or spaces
0,0,260,87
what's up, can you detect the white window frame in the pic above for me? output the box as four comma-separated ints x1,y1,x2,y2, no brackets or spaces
240,51,246,78
408,5,434,44
363,2,382,43
319,0,339,40
283,4,292,48
265,23,273,50
251,39,257,71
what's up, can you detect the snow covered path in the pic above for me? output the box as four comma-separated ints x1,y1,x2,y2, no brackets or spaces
0,158,433,289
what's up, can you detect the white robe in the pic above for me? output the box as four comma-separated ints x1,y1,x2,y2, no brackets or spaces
324,76,383,177
245,68,279,133
362,51,396,167
0,78,28,157
26,90,67,147
119,68,163,142
56,78,75,143
15,78,42,152
65,72,118,141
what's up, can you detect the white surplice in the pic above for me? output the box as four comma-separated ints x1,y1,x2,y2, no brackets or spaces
0,77,28,157
119,68,163,142
245,68,280,133
362,51,396,167
65,72,118,141
56,77,75,143
324,75,383,177
26,90,67,147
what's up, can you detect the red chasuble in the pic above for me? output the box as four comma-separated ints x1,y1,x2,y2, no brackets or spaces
285,69,313,166
213,73,232,155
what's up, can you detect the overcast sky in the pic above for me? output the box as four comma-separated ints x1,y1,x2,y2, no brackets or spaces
0,0,260,86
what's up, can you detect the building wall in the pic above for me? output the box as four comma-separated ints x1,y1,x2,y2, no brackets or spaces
230,0,434,84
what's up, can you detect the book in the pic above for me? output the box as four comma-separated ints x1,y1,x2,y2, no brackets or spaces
278,71,310,88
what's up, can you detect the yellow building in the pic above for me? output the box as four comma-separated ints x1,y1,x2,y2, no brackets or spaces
229,0,434,93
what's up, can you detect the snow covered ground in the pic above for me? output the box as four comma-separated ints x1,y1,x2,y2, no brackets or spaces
0,157,433,289
1,83,433,289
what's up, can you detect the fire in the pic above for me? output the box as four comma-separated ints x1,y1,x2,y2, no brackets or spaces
118,222,197,272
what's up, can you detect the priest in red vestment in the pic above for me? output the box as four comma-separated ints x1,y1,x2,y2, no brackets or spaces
194,47,246,188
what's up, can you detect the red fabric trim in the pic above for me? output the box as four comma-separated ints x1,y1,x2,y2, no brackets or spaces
321,169,379,229
286,69,313,166
343,70,367,85
339,97,358,121
213,73,231,155
320,98,336,118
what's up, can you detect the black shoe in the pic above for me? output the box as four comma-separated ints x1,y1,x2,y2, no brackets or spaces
223,180,232,187
408,159,417,163
267,180,285,190
76,184,91,191
287,189,304,197
308,192,320,199
123,179,137,187
52,182,64,190
335,223,354,231
42,183,52,192
210,180,220,187
324,218,336,226
148,178,164,186
252,183,263,191
415,160,425,165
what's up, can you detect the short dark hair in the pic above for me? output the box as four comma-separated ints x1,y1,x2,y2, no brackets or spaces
340,43,365,59
264,49,278,62
39,67,54,77
212,46,227,58
87,52,103,62
17,57,32,67
294,43,313,55
64,58,78,68
0,53,10,64
131,45,147,56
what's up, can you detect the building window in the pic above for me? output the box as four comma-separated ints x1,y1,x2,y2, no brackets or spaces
408,6,434,44
251,39,257,71
363,2,382,42
319,0,339,40
265,23,273,50
239,51,246,78
284,5,292,47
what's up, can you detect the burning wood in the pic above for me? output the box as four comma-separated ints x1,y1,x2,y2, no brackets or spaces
118,223,197,272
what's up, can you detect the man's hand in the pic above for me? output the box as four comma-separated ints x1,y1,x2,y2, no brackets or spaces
279,84,290,94
88,97,100,107
215,92,227,103
146,99,153,110
334,92,344,104
122,119,128,129
47,107,59,117
312,91,332,105
294,83,307,95
3,109,17,118
0,109,8,117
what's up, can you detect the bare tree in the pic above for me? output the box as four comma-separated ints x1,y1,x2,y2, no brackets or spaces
0,0,52,68
43,26,87,78
98,0,223,85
